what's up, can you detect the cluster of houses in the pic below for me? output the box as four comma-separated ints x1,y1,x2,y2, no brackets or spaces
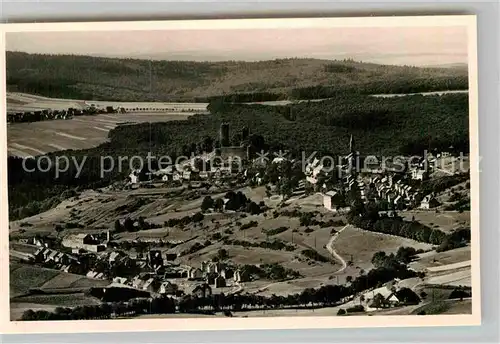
322,173,440,212
127,157,239,187
32,247,83,274
105,258,247,298
17,236,54,248
127,123,254,187
111,273,179,296
61,233,108,253
184,260,249,289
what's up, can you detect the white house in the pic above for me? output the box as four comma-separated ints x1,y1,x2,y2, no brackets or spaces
113,276,128,284
214,275,226,288
188,267,204,280
411,169,428,181
129,171,139,184
420,195,439,209
323,191,343,211
159,281,178,295
234,269,250,283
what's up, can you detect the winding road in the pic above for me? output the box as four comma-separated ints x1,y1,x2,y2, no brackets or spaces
326,225,350,274
252,224,351,294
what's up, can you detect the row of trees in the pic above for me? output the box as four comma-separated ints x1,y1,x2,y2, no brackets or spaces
163,212,205,228
347,201,471,251
222,237,296,252
289,77,468,99
347,201,448,245
114,217,161,233
179,256,421,312
21,297,176,321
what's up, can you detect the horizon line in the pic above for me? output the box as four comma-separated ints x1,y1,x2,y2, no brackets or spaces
5,50,469,68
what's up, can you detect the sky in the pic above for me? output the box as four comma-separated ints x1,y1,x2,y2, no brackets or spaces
6,26,468,66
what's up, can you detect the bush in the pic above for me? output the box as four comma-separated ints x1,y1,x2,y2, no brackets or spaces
395,287,421,305
436,228,471,252
240,221,258,230
201,196,214,212
263,226,288,236
346,305,365,313
211,232,222,240
192,212,205,222
337,309,346,315
301,249,329,263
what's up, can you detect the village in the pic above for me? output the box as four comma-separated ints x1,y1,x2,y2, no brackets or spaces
9,122,471,320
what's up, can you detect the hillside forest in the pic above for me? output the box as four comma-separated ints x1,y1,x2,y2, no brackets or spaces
6,53,469,221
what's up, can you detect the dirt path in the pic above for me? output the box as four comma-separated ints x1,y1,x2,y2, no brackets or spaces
326,225,350,274
252,225,351,295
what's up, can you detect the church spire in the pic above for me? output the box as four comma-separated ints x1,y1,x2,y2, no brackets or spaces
349,134,355,153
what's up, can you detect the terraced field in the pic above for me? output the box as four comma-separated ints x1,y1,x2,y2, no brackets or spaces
9,263,110,297
7,93,208,157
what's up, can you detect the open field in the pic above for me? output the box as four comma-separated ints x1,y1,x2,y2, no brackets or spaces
10,264,61,297
399,210,470,234
411,299,472,315
10,263,109,297
10,303,59,321
10,293,102,320
409,246,471,270
424,269,471,287
332,225,433,271
7,92,207,157
9,263,109,320
7,92,209,112
7,112,195,157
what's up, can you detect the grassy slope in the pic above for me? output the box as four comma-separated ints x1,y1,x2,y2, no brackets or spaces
6,52,467,102
9,263,109,298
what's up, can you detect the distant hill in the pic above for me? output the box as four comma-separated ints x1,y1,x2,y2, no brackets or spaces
6,51,468,102
425,63,468,70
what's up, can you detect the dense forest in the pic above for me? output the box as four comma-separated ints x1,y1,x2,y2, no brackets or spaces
7,52,467,102
7,91,469,220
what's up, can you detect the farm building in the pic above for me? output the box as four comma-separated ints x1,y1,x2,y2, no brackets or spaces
188,267,204,280
62,234,105,252
113,277,128,285
214,275,226,288
323,191,343,211
206,272,217,285
420,195,440,209
92,286,150,302
234,269,250,283
411,168,429,181
164,253,177,262
129,171,139,184
378,210,398,218
220,268,234,279
159,281,178,295
142,278,161,293
148,250,164,269
188,283,212,298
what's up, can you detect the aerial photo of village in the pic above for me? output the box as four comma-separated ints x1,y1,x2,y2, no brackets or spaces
6,24,474,321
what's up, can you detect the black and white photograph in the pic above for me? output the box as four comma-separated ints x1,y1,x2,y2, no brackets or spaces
0,15,480,333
